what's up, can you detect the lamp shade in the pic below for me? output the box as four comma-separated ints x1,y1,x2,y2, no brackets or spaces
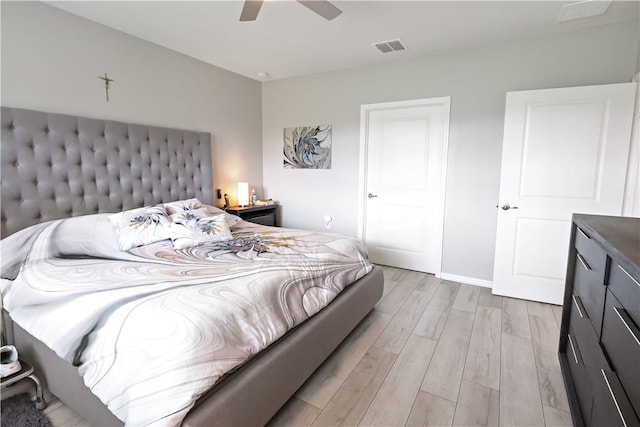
238,182,249,206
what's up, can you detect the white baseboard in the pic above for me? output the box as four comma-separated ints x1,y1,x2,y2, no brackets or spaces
439,273,493,289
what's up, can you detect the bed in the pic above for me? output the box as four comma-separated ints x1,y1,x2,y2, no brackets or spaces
0,106,384,426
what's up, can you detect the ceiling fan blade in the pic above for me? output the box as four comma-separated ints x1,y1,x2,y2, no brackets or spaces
297,1,342,20
240,0,263,21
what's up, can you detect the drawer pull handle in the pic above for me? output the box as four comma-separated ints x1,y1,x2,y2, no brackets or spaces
577,227,591,240
613,306,640,347
572,295,585,319
576,253,591,271
567,334,579,364
601,369,629,427
618,265,640,288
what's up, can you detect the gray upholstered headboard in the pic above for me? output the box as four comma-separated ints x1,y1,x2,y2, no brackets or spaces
1,106,213,237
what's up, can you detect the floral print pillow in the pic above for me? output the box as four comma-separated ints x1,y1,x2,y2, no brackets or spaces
169,214,233,250
163,198,204,215
168,208,210,223
165,198,242,227
108,205,171,250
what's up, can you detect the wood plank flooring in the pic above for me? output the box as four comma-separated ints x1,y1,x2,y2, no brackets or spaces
21,266,573,426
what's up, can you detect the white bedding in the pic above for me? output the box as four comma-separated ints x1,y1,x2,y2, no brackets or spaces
1,213,372,426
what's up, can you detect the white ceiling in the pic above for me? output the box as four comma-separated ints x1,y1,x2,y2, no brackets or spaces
45,1,639,81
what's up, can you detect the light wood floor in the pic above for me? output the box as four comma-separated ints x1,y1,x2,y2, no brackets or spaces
20,266,574,426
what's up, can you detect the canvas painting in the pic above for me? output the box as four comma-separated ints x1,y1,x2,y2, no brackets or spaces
283,125,332,169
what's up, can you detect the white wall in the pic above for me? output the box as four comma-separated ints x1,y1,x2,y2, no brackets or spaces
1,1,263,206
262,21,639,283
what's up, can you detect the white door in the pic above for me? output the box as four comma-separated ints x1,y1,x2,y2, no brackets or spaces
493,83,636,304
359,97,450,274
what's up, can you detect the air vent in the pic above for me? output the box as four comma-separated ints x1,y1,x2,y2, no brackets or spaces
373,39,407,54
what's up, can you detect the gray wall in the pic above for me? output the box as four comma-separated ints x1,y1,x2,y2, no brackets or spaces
262,21,639,283
1,1,263,206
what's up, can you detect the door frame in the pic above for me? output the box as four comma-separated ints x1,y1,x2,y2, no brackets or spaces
357,97,451,277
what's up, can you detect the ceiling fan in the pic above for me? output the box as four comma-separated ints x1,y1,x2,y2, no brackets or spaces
240,0,342,21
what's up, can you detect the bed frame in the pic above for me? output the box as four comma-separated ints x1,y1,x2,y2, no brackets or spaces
0,106,384,426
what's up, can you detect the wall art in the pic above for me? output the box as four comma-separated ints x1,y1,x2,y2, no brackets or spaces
283,125,332,169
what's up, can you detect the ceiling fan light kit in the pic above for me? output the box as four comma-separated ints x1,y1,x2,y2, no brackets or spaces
240,0,342,21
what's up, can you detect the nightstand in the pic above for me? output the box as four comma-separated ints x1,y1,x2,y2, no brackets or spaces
226,205,278,227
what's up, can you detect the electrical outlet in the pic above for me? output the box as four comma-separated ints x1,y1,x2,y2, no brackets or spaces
324,215,332,229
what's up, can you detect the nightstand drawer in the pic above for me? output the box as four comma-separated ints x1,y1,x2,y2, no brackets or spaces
225,205,279,227
608,262,640,327
246,214,276,227
601,290,640,411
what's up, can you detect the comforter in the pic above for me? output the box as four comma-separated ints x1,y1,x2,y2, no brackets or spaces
1,213,372,426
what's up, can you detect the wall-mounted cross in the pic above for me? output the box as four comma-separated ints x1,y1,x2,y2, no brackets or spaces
97,73,114,102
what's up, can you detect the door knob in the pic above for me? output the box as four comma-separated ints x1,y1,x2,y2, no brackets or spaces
497,203,518,210
368,193,378,198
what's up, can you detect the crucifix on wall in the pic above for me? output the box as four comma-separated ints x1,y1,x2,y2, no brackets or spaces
98,73,114,102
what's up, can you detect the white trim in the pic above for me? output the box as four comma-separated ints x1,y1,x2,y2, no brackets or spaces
440,273,493,289
358,97,450,277
622,77,639,217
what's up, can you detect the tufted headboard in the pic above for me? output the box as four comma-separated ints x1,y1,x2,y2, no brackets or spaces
1,107,213,237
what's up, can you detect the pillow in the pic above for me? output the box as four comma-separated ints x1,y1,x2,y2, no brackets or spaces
165,198,242,227
108,205,171,250
169,214,233,250
205,205,242,227
164,198,204,215
168,208,210,223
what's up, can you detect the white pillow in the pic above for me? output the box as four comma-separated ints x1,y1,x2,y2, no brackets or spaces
165,198,242,227
169,214,233,250
168,208,210,223
108,205,171,250
164,198,204,215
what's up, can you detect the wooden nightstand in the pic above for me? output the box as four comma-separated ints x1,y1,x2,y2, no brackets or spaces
226,205,278,227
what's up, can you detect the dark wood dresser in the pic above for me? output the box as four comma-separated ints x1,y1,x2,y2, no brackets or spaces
559,214,640,427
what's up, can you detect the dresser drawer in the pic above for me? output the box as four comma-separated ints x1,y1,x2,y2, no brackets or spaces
608,262,640,327
601,290,640,411
575,225,608,281
590,367,640,427
566,329,594,427
573,258,606,337
569,294,609,369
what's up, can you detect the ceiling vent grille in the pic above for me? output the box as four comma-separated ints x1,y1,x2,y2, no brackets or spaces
373,39,407,54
